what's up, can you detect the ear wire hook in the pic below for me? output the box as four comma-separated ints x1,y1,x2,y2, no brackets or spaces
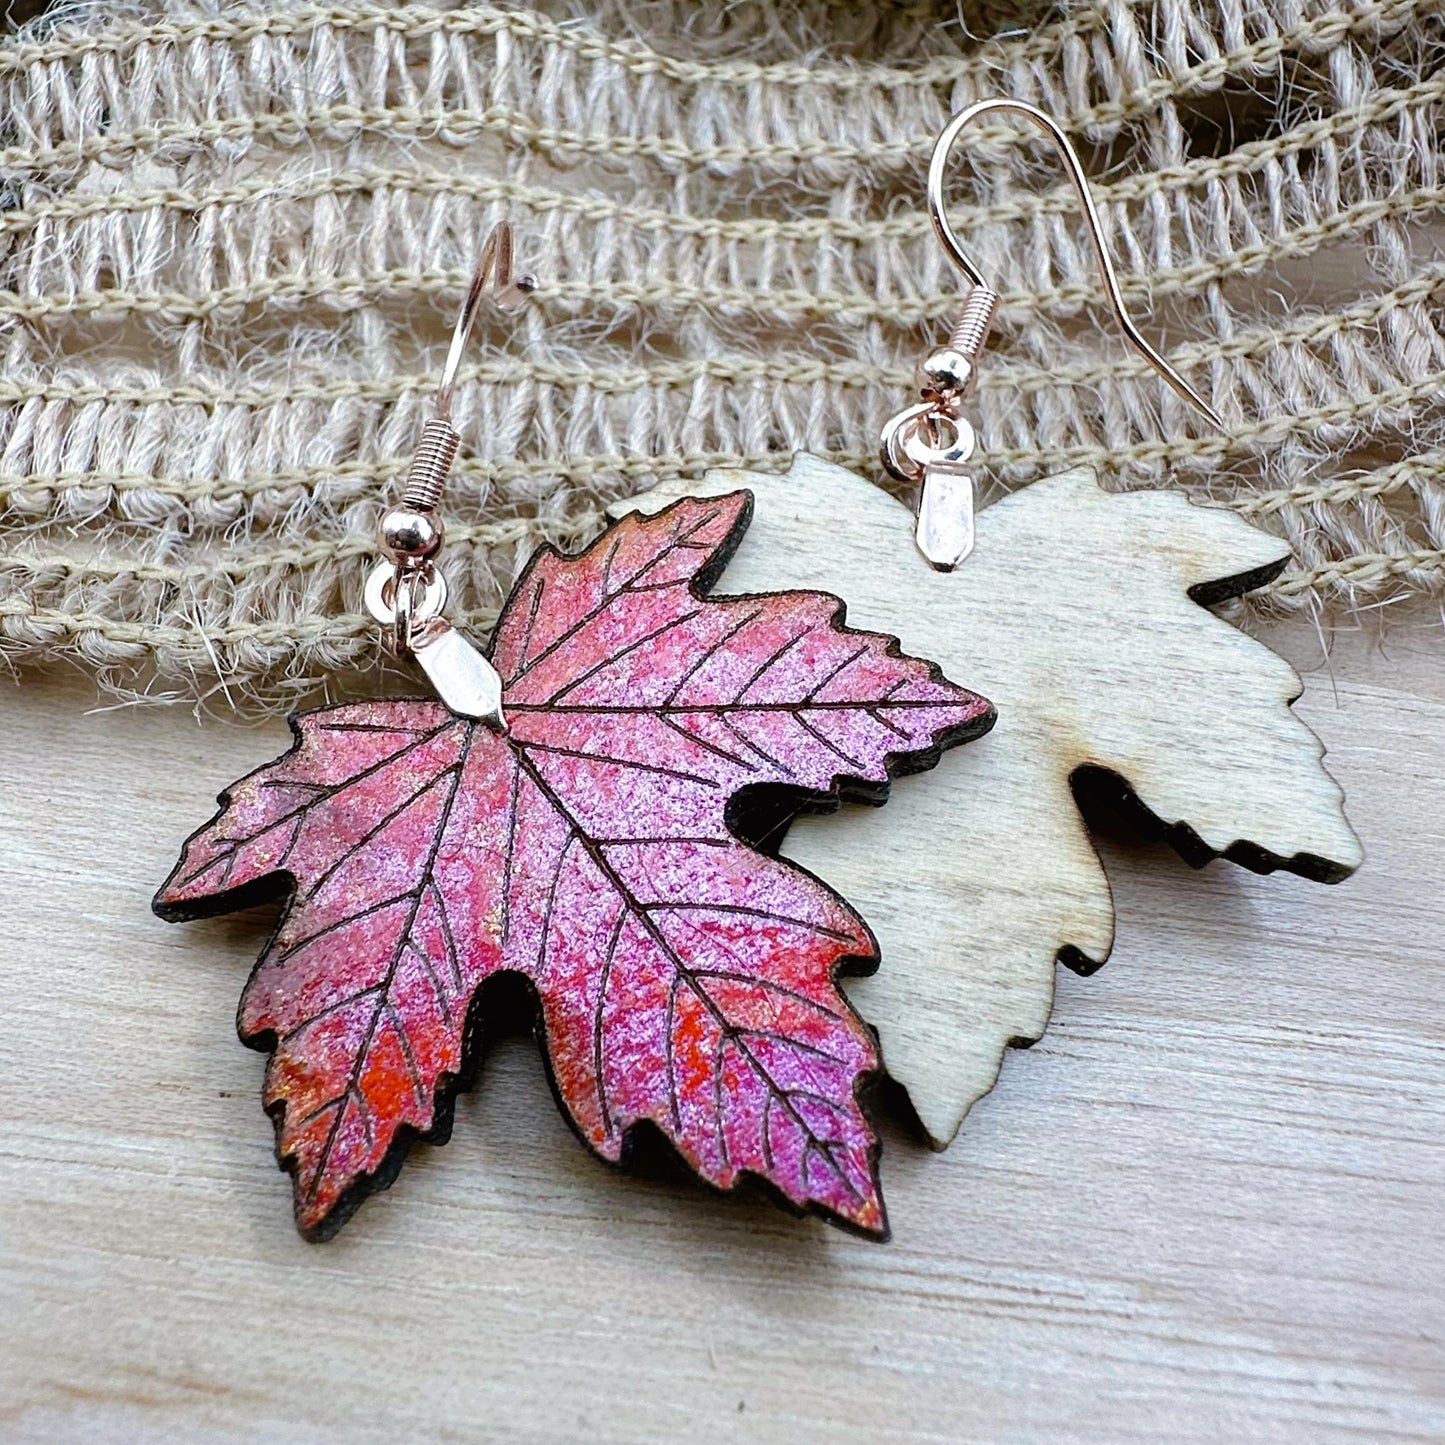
883,100,1222,571
381,220,537,543
367,221,537,727
407,221,539,512
925,98,1223,428
435,220,538,424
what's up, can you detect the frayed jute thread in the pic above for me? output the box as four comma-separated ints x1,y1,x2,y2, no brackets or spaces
0,0,1442,709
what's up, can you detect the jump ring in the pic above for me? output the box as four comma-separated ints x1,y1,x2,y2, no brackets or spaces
364,561,449,655
880,402,976,483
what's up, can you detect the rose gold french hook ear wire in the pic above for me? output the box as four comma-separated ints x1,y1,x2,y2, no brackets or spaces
368,220,538,656
882,99,1222,569
433,220,538,426
925,98,1221,426
400,221,539,520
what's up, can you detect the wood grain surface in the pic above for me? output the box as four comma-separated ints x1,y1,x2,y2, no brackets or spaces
1,613,1442,1442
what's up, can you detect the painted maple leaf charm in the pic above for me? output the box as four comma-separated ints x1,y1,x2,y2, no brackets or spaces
617,457,1363,1147
155,493,992,1238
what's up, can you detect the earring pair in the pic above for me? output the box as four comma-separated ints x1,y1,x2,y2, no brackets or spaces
152,101,1359,1240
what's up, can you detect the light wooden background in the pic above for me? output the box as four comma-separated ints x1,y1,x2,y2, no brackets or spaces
1,613,1442,1443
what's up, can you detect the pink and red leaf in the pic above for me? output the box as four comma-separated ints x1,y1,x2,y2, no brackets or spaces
156,493,992,1238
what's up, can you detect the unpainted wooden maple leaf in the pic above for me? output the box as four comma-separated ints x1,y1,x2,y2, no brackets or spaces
155,492,992,1237
616,457,1363,1147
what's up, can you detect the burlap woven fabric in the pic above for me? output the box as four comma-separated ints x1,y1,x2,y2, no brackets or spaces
0,0,1441,706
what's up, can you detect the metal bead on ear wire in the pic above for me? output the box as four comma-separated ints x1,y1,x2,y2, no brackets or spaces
379,507,444,562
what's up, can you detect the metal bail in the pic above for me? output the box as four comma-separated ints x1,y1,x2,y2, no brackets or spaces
916,466,975,571
882,405,978,570
412,622,506,730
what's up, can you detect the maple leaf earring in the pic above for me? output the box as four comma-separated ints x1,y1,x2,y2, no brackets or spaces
615,100,1364,1149
154,223,995,1240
